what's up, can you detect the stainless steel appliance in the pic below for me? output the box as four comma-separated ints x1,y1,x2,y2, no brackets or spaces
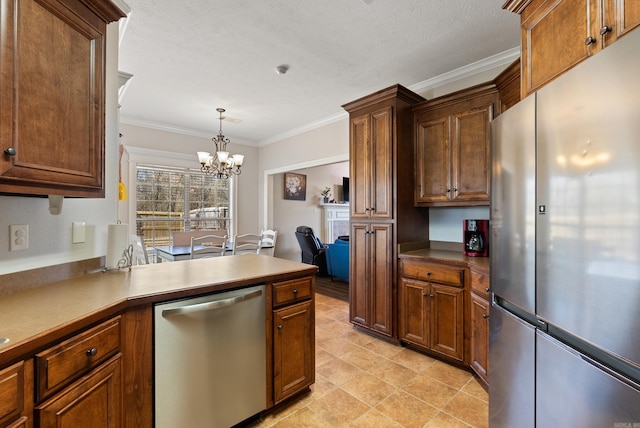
490,29,640,427
154,285,266,428
463,219,489,257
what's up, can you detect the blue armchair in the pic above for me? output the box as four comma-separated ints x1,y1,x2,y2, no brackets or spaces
326,238,349,282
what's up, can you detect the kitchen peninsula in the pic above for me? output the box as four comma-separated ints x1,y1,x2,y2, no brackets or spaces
0,255,317,427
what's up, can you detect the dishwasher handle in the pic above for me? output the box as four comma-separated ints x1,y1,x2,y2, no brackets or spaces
161,289,263,318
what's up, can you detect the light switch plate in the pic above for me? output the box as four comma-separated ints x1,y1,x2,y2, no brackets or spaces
72,222,86,243
9,224,29,251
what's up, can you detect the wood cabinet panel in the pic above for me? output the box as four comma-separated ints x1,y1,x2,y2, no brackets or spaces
35,317,121,402
430,283,465,361
470,292,490,386
273,277,312,307
36,355,122,428
0,360,33,428
273,301,314,404
413,83,497,207
513,0,640,96
0,0,124,197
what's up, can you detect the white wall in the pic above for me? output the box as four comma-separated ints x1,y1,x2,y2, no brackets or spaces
0,23,122,275
272,162,349,261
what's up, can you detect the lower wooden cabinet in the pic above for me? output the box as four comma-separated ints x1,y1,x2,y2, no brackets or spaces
470,292,489,386
399,277,465,362
0,360,33,428
36,355,122,428
273,300,314,403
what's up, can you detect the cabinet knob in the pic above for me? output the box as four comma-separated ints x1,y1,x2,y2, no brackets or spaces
3,147,16,156
86,347,98,357
292,289,298,295
485,287,490,292
422,292,428,297
483,314,490,319
426,271,432,276
453,188,458,192
446,189,451,193
429,294,434,298
277,324,282,330
585,36,597,46
599,26,612,35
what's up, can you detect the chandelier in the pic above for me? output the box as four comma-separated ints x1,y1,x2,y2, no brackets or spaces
197,108,244,178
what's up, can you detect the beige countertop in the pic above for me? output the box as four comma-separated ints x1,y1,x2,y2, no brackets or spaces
0,255,316,364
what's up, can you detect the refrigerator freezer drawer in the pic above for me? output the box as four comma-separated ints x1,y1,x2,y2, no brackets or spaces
489,303,535,428
536,332,640,427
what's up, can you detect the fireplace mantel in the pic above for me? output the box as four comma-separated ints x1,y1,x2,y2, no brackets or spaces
320,203,349,243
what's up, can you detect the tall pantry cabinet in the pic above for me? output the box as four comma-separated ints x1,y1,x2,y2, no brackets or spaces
342,85,429,341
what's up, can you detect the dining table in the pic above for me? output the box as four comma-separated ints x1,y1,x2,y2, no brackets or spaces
154,243,272,262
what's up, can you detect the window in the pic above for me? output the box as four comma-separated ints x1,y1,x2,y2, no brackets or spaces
135,164,230,247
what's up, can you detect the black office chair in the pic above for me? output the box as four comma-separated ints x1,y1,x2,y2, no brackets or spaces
294,226,328,276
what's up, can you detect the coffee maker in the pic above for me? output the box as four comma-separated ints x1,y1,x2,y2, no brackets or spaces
463,219,489,257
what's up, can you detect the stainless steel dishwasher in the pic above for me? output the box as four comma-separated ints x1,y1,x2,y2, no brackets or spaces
154,284,266,428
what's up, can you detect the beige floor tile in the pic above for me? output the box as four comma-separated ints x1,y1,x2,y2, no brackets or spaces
366,357,418,387
422,360,474,389
320,320,356,337
317,336,362,358
389,347,437,372
363,338,404,358
375,390,439,428
443,392,489,428
315,348,338,367
402,373,458,408
341,329,376,347
461,377,488,402
340,372,396,406
307,389,370,427
339,346,382,371
309,374,338,399
316,357,363,386
424,411,474,428
349,408,403,427
269,406,332,428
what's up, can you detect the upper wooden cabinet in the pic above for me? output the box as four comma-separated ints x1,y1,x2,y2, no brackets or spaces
348,107,394,220
0,0,125,197
506,0,640,96
494,58,521,113
413,83,498,207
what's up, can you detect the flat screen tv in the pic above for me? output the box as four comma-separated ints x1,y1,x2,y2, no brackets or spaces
343,177,349,202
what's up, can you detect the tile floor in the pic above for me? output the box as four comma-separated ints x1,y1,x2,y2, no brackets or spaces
252,293,489,427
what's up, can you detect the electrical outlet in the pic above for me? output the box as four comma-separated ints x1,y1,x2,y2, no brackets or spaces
9,224,29,251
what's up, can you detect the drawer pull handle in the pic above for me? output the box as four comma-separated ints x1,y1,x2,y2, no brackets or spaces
86,347,98,357
293,289,298,294
426,272,432,276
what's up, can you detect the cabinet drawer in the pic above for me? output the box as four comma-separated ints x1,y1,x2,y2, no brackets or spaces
36,316,121,401
273,277,312,306
0,361,26,426
470,266,490,298
400,260,464,287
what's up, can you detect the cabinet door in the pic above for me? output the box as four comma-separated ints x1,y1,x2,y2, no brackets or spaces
0,0,107,197
370,223,394,336
470,293,490,384
349,108,393,220
451,104,492,203
604,0,640,43
350,223,369,328
369,108,393,220
350,114,370,219
273,301,314,403
37,355,122,428
522,0,600,95
429,283,464,362
415,115,451,204
399,277,429,347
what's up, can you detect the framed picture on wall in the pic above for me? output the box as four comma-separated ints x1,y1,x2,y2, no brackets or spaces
284,172,306,201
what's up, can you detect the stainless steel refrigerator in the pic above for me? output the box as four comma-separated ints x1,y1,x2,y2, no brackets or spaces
490,28,640,427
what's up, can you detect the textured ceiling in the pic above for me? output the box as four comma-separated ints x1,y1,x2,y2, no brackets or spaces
118,0,520,145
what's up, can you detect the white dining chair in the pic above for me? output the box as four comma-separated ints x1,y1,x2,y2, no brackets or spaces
190,235,227,259
232,233,263,255
131,234,149,265
260,229,278,257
